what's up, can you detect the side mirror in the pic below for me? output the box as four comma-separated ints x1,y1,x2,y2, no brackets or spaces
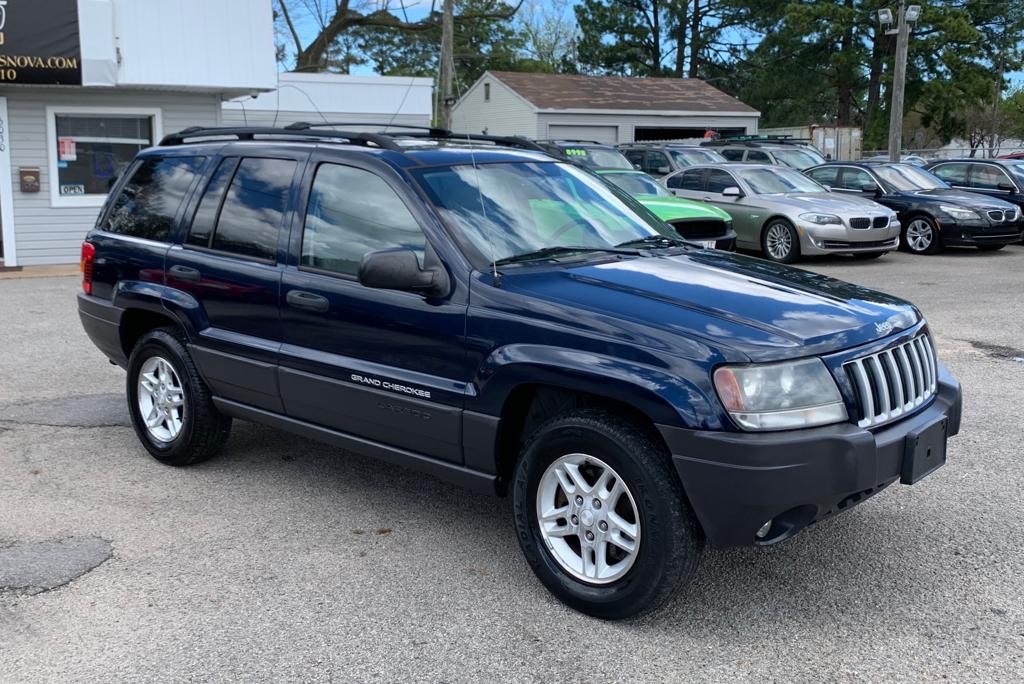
358,248,449,298
655,165,671,175
821,184,832,192
997,182,1015,192
861,183,880,195
722,186,743,198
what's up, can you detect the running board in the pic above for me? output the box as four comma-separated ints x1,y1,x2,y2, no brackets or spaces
212,397,498,495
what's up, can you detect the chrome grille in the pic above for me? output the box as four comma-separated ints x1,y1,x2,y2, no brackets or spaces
988,210,1006,222
850,217,870,229
845,334,937,428
872,216,889,228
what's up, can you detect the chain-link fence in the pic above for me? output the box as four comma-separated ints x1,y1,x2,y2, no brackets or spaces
860,147,1024,161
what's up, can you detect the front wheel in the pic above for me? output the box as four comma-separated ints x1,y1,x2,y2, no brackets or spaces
761,219,800,263
902,216,943,254
512,409,703,619
126,328,231,466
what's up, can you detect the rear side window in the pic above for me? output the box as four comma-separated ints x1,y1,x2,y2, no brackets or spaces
706,169,737,193
106,156,205,240
806,166,838,186
746,150,770,163
186,157,296,261
667,168,705,190
719,148,744,161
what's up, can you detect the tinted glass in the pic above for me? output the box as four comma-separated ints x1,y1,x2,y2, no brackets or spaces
772,147,826,169
970,165,1011,190
624,150,644,167
669,148,725,165
211,158,296,261
720,148,744,161
667,168,705,190
930,163,969,185
837,167,876,191
302,164,425,276
106,156,205,241
644,151,670,172
806,166,838,186
187,158,237,248
706,169,738,193
746,150,770,162
873,164,947,191
414,162,674,264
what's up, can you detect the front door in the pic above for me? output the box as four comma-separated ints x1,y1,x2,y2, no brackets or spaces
278,157,471,464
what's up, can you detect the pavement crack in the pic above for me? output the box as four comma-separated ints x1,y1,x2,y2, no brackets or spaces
962,339,1024,362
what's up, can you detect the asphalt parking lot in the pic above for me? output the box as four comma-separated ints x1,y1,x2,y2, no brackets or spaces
1,246,1023,682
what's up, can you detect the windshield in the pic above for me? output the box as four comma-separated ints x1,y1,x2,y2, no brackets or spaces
414,162,674,265
601,172,670,197
668,148,726,166
1005,161,1024,186
873,164,948,191
738,167,826,194
561,146,634,170
772,147,827,170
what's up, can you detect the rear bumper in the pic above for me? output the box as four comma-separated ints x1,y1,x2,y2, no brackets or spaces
657,370,962,548
77,293,127,367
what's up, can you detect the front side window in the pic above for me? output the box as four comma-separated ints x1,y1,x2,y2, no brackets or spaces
873,164,948,192
106,156,205,241
414,161,673,265
706,169,738,193
738,167,825,194
667,168,705,190
930,163,969,185
54,114,153,198
837,168,876,191
805,166,838,186
302,164,425,276
772,147,826,170
208,158,296,261
970,165,1011,190
720,148,744,161
746,150,770,163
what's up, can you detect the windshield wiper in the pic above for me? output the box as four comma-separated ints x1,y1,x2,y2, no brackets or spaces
494,245,639,267
614,234,688,249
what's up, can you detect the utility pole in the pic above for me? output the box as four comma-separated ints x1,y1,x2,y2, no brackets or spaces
885,1,911,163
439,0,455,130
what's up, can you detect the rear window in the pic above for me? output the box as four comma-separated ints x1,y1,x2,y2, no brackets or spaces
105,156,206,241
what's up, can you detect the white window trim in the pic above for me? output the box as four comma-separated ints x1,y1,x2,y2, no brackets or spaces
45,106,163,209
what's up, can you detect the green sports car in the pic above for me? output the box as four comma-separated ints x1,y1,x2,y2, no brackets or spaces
594,168,737,249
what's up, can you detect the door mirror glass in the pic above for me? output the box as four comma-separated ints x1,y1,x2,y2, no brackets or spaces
997,181,1015,192
861,183,879,194
358,248,448,297
655,165,671,175
722,186,743,197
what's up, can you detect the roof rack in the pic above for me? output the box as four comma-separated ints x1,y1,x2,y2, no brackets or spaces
159,125,406,151
284,121,449,136
701,134,814,148
158,124,548,155
536,139,606,146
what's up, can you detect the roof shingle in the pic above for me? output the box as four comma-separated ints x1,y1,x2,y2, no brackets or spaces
486,71,759,114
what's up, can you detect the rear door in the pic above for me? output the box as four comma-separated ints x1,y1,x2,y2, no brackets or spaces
166,149,307,412
277,154,471,464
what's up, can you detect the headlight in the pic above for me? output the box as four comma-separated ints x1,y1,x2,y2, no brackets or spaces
799,213,842,225
889,214,901,225
939,204,980,221
713,358,848,431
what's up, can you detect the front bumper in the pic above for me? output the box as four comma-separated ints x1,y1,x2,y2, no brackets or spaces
657,368,962,548
937,217,1022,246
798,221,901,255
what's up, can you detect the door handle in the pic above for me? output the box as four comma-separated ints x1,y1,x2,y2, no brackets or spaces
286,290,329,313
169,265,200,282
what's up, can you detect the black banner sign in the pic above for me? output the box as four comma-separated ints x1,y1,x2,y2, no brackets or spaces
0,0,82,85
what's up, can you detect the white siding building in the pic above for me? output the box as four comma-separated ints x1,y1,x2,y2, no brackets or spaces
0,0,277,268
451,71,760,145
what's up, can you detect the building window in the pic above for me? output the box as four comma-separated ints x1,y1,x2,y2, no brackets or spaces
484,83,490,102
46,107,162,208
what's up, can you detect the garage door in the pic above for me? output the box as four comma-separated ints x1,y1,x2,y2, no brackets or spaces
547,125,618,144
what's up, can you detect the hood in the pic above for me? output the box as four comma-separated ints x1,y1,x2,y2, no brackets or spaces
915,188,1018,209
635,194,732,222
764,192,894,215
499,250,919,362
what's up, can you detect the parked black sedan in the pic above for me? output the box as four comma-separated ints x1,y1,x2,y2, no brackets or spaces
804,162,1022,254
924,159,1024,243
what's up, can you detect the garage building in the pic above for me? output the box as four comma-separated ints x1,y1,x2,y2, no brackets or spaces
450,71,760,144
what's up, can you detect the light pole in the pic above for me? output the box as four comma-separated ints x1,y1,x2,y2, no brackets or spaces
878,2,921,162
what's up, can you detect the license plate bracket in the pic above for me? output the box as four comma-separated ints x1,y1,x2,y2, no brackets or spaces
699,240,717,249
901,416,948,484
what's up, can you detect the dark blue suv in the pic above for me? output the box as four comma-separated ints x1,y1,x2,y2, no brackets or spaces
78,125,963,619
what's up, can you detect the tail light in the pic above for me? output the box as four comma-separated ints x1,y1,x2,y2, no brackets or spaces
80,241,95,294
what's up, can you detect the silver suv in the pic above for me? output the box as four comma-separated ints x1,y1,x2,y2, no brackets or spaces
618,143,728,177
701,141,827,171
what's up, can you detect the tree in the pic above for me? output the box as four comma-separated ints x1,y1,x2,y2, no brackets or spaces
516,0,579,73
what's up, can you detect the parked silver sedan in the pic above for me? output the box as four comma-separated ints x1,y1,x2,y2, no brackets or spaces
662,164,901,262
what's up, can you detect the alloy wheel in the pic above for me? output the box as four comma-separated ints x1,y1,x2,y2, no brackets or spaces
536,453,641,585
906,219,934,252
765,223,793,260
137,356,186,443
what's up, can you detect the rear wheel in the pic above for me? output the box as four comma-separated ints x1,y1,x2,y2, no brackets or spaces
902,216,943,254
761,219,800,263
126,328,231,466
512,409,703,619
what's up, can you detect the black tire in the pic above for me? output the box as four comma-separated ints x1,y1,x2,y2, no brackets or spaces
512,409,703,619
126,327,231,466
760,219,800,263
977,244,1006,252
851,251,886,260
900,215,943,254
